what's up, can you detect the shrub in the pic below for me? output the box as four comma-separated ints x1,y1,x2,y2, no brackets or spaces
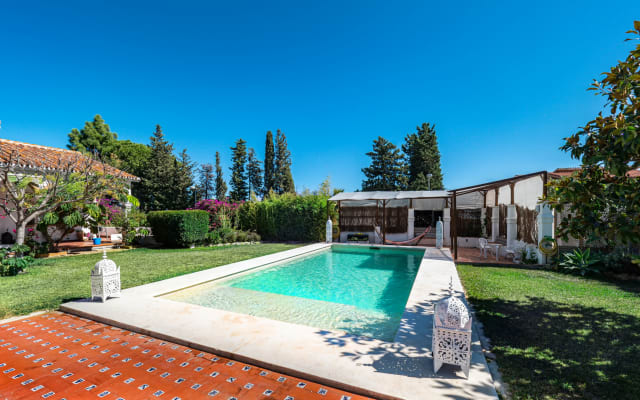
111,208,148,245
191,199,242,230
237,193,334,242
1,245,34,277
147,210,209,248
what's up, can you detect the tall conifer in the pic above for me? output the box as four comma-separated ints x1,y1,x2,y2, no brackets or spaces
361,136,407,191
229,139,249,201
247,148,263,197
215,151,227,200
263,131,275,196
274,130,295,194
402,123,444,190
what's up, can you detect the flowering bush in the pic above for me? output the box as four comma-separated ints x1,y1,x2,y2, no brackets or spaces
190,199,242,231
98,198,122,226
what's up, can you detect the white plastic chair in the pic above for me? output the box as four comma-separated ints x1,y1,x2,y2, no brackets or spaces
478,238,489,258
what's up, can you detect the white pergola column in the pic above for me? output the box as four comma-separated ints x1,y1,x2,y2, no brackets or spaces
407,208,415,240
506,204,517,248
480,208,487,237
536,204,554,264
491,206,500,242
443,207,451,246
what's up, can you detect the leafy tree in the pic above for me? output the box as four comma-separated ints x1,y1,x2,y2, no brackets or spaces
247,148,263,197
229,139,249,201
215,151,227,200
402,123,444,190
263,130,275,196
274,130,295,194
546,21,640,247
112,140,151,178
362,136,407,191
67,115,118,159
198,163,215,200
139,125,180,211
0,149,134,245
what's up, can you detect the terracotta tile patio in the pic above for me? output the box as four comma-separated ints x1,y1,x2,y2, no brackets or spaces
0,312,373,400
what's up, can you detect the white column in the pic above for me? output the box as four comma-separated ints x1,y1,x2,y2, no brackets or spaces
506,204,517,248
536,204,554,264
436,218,443,249
407,208,415,240
325,219,333,243
491,207,500,242
443,208,451,246
480,208,487,237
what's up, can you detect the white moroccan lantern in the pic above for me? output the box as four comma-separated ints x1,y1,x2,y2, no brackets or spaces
432,278,472,378
91,250,121,302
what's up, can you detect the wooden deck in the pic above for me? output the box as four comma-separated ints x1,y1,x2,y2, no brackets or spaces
57,239,118,252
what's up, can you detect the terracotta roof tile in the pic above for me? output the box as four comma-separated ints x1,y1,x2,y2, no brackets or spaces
0,138,139,181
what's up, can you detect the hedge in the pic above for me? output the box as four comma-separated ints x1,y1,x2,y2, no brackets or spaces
237,193,336,242
147,210,209,247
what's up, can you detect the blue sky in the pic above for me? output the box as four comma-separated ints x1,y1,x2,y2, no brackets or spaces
1,1,639,192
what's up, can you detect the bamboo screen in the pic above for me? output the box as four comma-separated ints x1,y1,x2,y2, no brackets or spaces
498,205,507,239
455,209,482,237
517,205,538,244
339,206,408,233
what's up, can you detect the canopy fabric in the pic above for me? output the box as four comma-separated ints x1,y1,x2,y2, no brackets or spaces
329,190,450,202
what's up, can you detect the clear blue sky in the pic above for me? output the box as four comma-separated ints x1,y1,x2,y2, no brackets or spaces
1,1,638,192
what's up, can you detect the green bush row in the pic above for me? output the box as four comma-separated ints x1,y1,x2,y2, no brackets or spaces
147,210,209,247
237,193,333,242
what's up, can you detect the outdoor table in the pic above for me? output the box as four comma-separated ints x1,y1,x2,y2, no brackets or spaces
487,242,501,261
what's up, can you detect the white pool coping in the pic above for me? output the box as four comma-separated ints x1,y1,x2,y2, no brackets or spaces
61,243,498,400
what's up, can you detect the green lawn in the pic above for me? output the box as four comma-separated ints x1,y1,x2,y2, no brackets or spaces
457,264,640,400
0,243,299,319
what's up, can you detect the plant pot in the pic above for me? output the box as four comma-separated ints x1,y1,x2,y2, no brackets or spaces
93,238,102,245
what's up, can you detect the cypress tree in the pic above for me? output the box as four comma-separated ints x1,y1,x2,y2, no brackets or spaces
215,151,227,200
361,136,407,191
263,130,275,196
402,123,444,190
229,139,249,201
198,163,215,200
247,148,263,197
274,129,295,194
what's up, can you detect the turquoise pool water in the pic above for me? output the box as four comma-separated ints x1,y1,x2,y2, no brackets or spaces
164,245,424,341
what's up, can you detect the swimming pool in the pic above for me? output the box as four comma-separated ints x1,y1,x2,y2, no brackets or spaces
163,245,424,341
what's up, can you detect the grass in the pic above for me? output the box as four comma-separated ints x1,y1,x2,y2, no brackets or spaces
0,243,300,319
457,264,640,400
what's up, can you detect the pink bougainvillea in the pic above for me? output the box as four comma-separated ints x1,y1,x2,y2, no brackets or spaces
189,199,243,230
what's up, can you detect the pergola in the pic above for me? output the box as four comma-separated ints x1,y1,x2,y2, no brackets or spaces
328,190,450,243
328,170,548,260
448,171,548,259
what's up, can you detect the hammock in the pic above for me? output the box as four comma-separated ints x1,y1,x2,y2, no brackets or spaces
374,226,431,246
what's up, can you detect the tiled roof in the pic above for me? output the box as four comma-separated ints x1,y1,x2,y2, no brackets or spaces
550,167,640,178
0,138,139,181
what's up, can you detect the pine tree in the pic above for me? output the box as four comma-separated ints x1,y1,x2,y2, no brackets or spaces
215,151,227,200
174,149,195,209
67,114,118,159
139,125,177,211
402,123,444,190
247,148,263,197
274,130,295,194
263,130,275,196
229,139,249,201
361,136,407,191
198,163,215,200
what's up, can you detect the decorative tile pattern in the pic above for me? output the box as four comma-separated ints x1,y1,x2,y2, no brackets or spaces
0,312,373,399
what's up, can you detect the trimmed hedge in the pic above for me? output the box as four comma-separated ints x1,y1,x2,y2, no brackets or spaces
238,193,335,242
147,210,209,247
